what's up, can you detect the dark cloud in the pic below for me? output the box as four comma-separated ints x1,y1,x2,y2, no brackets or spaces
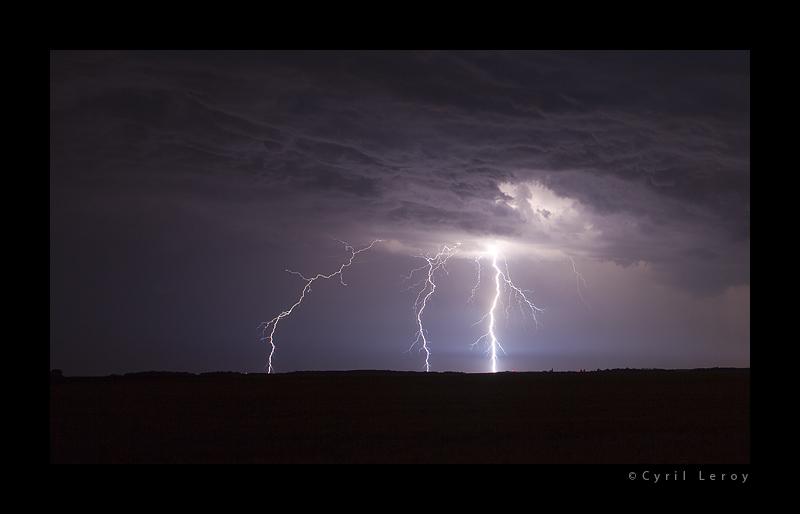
51,51,749,375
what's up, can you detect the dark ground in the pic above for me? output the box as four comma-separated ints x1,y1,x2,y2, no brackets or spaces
50,368,749,464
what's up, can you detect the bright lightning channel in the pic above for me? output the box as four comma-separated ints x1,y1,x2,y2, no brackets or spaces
401,243,461,371
471,245,544,373
258,238,382,374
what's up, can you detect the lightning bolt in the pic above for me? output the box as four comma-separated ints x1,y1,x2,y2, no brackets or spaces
471,245,544,373
467,255,483,307
258,238,382,373
401,243,461,371
566,256,591,310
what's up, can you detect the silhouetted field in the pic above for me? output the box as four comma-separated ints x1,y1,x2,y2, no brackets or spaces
50,368,749,464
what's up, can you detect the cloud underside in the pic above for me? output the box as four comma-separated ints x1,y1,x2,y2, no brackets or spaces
50,51,749,295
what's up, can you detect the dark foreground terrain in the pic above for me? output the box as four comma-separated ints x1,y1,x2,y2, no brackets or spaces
51,368,749,464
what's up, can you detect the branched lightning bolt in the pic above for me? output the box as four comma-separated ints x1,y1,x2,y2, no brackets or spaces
467,255,484,307
401,243,461,371
471,246,544,373
258,238,382,374
566,256,591,310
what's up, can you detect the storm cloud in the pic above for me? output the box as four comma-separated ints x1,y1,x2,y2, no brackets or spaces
51,51,749,375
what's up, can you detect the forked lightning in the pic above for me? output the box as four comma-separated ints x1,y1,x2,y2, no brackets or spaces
470,245,544,372
401,243,461,371
258,239,382,373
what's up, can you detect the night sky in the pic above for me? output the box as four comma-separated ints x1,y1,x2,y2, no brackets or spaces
50,51,750,376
